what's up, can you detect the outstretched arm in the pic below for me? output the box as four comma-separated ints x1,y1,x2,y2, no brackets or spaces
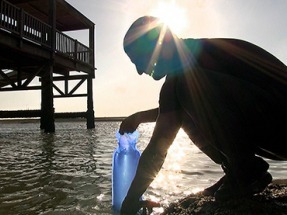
121,110,182,214
119,108,159,134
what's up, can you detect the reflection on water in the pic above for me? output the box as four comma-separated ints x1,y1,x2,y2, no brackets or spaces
141,125,223,213
0,120,286,215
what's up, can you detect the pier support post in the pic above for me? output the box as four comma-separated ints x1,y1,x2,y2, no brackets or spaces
87,23,95,129
40,65,55,132
40,0,55,133
87,74,95,129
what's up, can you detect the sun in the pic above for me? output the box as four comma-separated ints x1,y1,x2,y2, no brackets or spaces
150,1,187,35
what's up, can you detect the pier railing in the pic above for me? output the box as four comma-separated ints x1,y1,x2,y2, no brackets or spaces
0,0,92,65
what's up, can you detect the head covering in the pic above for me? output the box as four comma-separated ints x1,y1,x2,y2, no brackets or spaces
123,16,163,58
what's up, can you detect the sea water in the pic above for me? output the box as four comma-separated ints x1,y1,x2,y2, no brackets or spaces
0,120,286,215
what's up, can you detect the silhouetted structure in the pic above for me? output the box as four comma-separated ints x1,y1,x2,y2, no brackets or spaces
0,0,96,132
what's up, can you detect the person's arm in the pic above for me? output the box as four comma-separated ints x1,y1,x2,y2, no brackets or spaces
119,108,159,134
120,110,182,214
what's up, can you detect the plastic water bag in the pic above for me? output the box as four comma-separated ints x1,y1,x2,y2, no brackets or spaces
112,130,141,212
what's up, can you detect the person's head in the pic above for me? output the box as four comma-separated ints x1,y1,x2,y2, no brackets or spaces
123,16,179,80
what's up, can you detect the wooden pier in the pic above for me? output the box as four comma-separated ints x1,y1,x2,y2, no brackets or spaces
0,0,96,132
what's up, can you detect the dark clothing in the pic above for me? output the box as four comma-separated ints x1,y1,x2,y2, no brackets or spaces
159,38,287,163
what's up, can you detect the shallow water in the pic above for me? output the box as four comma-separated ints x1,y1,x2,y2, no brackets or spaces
0,120,286,214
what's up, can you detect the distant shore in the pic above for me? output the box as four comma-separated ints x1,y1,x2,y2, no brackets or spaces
0,117,126,124
94,116,126,121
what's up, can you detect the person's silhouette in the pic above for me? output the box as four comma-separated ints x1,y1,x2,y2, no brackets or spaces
120,16,287,214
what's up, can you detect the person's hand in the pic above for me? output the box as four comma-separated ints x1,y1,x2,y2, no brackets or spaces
119,114,139,135
120,199,160,215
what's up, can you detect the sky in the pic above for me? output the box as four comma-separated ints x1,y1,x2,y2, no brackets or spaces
1,0,287,117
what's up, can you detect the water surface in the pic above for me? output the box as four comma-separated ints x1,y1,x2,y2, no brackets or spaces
0,120,286,214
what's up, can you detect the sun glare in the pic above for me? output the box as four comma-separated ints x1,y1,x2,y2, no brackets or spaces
151,1,187,35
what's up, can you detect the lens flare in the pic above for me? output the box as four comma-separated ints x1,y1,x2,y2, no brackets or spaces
151,1,187,35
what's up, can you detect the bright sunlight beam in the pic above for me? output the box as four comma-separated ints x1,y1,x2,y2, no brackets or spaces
151,1,187,35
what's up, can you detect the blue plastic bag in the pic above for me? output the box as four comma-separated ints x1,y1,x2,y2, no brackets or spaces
112,130,141,212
